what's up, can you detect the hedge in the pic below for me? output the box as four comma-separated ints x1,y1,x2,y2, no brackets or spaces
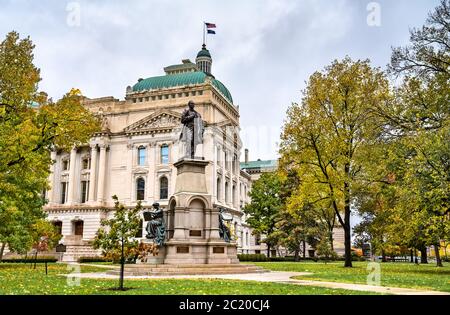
78,256,112,263
237,254,269,262
1,257,58,263
237,254,367,262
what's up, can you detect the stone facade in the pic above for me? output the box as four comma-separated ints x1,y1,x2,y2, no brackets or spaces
42,47,266,261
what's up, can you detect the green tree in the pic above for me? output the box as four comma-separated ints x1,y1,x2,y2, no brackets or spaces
243,172,282,258
280,57,391,267
376,0,450,267
0,31,100,260
93,195,142,290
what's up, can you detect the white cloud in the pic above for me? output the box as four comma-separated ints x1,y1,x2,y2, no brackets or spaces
0,0,440,160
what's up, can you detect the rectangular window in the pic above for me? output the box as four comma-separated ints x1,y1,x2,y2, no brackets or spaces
81,181,89,203
161,145,169,164
61,182,68,204
138,147,146,166
74,221,83,236
82,158,90,170
62,160,69,171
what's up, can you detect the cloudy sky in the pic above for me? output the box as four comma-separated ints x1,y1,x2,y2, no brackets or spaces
0,0,440,161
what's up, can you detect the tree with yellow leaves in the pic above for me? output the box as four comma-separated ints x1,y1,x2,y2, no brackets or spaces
279,57,391,267
0,31,100,260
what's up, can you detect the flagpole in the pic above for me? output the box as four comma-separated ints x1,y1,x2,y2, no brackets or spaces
203,21,205,46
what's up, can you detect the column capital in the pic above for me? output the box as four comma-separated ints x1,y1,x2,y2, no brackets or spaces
89,143,98,149
98,143,109,149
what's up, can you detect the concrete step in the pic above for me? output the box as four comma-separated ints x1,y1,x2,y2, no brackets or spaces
105,264,266,276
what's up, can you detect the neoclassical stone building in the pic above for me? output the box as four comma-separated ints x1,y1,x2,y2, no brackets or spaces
43,45,264,261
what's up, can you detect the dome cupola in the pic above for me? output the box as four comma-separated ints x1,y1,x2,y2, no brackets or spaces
196,44,212,74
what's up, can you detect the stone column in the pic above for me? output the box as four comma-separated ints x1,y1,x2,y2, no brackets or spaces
228,154,233,206
213,144,217,203
148,143,155,200
88,144,98,203
221,149,226,203
172,207,187,239
67,147,77,204
236,174,240,210
47,150,57,204
126,143,133,203
97,144,108,203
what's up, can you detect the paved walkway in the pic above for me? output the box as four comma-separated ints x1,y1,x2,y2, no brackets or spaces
63,269,449,295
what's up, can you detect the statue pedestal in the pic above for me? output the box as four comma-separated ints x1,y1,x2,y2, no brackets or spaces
163,158,239,265
138,239,166,265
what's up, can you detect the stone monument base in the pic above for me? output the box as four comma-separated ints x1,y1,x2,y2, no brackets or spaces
163,240,239,265
106,263,265,276
137,239,166,265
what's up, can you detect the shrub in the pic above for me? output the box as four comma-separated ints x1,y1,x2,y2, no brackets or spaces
237,254,269,262
1,256,57,263
77,256,112,263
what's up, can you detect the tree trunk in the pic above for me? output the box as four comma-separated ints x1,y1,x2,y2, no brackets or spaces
410,249,414,263
328,230,334,251
343,166,352,268
0,243,5,262
33,251,38,269
294,249,299,262
119,238,125,290
302,240,306,258
434,244,443,267
343,224,352,267
381,249,387,262
267,244,271,258
420,246,428,264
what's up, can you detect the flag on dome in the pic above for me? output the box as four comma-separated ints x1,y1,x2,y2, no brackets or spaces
205,22,216,28
207,29,216,34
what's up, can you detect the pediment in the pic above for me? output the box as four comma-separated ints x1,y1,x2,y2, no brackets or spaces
124,110,182,135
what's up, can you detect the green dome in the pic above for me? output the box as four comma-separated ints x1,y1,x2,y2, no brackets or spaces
132,71,233,104
196,47,211,58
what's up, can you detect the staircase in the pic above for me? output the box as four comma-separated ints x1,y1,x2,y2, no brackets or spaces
105,264,267,276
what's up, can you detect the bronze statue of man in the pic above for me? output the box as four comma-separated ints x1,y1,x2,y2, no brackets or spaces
180,101,204,158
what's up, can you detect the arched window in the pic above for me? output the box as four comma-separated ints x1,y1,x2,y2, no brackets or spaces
225,181,229,202
137,146,146,166
60,182,68,204
160,176,168,200
161,145,169,164
217,177,221,200
232,185,236,206
136,178,145,201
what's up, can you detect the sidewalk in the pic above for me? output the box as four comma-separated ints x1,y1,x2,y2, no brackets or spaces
65,269,450,295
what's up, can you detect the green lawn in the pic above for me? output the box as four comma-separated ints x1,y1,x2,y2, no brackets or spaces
248,261,450,292
0,263,374,295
